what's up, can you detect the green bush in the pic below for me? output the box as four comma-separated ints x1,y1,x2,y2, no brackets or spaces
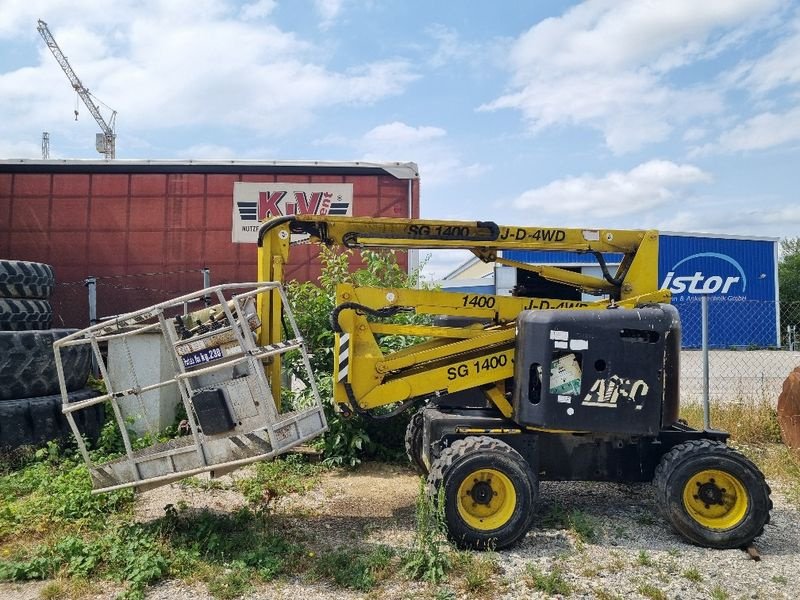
284,246,429,466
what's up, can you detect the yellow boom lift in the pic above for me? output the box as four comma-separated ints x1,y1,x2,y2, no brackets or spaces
256,215,772,550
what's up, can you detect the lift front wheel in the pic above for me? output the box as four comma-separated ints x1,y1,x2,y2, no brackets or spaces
428,436,537,550
654,440,772,549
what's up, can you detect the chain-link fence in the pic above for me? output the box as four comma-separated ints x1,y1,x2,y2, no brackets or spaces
50,268,211,329
679,299,800,405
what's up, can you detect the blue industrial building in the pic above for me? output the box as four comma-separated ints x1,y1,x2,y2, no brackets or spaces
442,233,779,349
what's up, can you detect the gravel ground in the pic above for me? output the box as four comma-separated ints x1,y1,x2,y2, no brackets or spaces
1,463,798,600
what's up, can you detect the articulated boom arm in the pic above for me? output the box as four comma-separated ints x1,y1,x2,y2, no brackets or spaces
256,215,667,417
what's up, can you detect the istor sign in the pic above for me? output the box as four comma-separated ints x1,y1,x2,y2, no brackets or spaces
232,182,353,243
661,252,747,298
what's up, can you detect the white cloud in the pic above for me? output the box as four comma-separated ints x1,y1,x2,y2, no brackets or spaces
316,121,489,187
0,1,418,158
731,17,800,95
315,0,343,30
716,106,800,151
659,201,800,238
482,0,779,153
240,0,276,20
181,144,238,159
512,160,712,218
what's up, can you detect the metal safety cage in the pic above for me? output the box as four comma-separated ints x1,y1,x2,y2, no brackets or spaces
53,282,327,493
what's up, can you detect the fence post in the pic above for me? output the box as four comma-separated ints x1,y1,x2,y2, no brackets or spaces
85,277,97,326
202,267,211,306
701,293,710,430
84,276,99,377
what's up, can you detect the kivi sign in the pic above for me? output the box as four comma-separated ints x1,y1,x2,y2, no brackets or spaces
232,182,353,243
657,234,778,348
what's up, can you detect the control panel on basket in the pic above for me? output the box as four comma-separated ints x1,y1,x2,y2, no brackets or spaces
172,299,261,369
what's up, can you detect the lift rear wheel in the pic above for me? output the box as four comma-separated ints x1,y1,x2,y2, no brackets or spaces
427,436,537,550
654,440,772,549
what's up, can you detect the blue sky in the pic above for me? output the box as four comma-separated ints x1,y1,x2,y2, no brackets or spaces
1,1,799,276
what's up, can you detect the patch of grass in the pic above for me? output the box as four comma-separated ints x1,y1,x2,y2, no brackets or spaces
680,399,781,445
636,550,655,567
541,506,598,543
772,575,788,585
682,567,702,582
235,454,325,506
433,587,457,600
206,563,253,599
594,590,623,600
460,554,497,594
637,583,667,600
710,585,729,600
605,552,627,574
313,545,395,592
524,564,571,596
746,444,800,507
39,580,66,600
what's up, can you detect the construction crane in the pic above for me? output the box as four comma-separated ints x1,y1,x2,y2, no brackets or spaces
36,19,116,159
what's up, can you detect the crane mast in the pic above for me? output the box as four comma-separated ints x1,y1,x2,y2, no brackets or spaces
37,19,116,159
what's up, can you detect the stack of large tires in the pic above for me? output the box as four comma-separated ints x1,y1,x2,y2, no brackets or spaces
0,260,103,451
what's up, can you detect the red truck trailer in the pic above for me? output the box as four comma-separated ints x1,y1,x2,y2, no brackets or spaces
0,160,420,327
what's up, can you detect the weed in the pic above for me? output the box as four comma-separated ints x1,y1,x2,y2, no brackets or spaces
636,550,655,567
541,506,598,543
594,590,623,600
710,585,729,600
461,554,497,593
682,567,702,582
581,564,602,577
402,481,451,584
605,552,626,574
667,548,681,557
235,454,324,506
434,587,457,600
38,580,65,600
524,563,571,596
313,545,395,591
206,562,252,599
772,575,788,585
637,583,667,600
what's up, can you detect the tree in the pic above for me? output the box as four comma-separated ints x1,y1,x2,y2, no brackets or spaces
780,237,800,305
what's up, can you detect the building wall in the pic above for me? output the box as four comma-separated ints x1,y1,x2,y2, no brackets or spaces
502,233,779,348
0,162,419,327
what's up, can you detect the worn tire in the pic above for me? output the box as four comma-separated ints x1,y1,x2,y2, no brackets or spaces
0,388,104,451
405,411,427,475
0,298,52,330
0,260,55,299
653,440,772,549
0,330,91,400
427,436,537,550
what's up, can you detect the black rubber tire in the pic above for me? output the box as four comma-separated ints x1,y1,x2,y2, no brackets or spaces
653,440,772,549
405,411,427,475
0,298,53,331
0,330,91,400
0,260,55,299
427,435,537,550
0,388,103,451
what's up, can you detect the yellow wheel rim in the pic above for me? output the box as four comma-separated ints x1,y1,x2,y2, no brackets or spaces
682,469,749,530
456,468,516,531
